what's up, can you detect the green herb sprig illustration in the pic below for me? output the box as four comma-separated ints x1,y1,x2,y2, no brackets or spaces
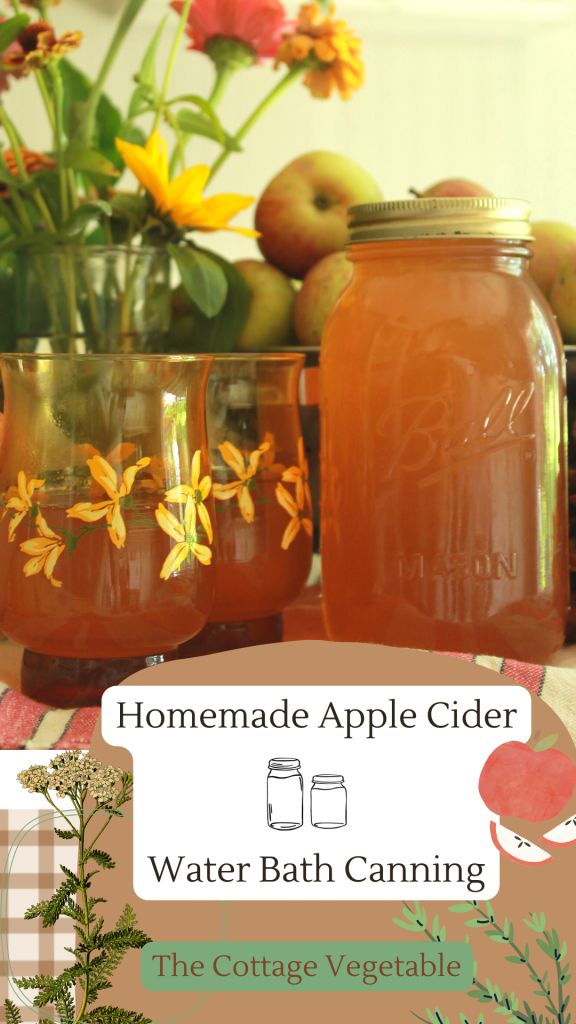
3,752,151,1024
393,901,572,1024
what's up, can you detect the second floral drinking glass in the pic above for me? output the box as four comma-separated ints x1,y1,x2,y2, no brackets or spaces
179,354,313,656
0,354,215,706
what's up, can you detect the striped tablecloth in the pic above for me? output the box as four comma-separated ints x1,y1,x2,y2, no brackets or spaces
0,650,574,750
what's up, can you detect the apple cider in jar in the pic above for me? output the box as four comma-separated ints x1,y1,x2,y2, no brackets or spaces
321,198,568,663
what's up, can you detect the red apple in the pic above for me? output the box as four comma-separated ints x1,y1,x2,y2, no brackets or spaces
479,740,576,822
489,821,552,865
294,251,353,347
413,178,492,198
255,151,383,280
233,259,296,351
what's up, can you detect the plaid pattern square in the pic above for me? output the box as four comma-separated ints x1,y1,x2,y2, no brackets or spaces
0,809,77,1022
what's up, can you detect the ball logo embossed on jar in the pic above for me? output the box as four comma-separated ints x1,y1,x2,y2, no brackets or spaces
321,198,568,663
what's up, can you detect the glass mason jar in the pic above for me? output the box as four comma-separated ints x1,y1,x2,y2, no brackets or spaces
310,774,347,829
179,354,313,656
0,353,214,706
13,246,171,353
321,198,568,664
267,758,303,831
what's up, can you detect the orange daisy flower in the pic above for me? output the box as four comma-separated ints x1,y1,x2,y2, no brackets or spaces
276,2,363,100
275,481,313,550
2,20,82,73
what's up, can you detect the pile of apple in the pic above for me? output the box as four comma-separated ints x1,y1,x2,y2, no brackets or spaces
232,150,382,350
176,148,576,350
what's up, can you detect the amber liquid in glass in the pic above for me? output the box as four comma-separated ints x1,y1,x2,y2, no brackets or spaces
211,476,311,622
0,503,213,659
321,239,568,663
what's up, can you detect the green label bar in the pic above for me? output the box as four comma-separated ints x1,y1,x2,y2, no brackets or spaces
141,942,473,992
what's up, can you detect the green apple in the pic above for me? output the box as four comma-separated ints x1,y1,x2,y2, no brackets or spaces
530,221,576,299
294,251,353,347
413,178,492,198
255,151,383,280
233,259,296,351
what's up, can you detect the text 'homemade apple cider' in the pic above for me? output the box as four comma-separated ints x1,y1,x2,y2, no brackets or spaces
320,198,568,663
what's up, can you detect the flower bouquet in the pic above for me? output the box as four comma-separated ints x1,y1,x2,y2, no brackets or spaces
0,0,364,353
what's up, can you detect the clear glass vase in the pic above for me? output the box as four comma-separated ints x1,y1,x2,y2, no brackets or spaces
13,246,171,354
0,353,214,706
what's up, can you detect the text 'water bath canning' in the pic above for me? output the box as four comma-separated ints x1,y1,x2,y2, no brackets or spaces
320,198,568,662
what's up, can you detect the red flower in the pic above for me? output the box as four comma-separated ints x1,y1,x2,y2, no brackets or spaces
172,0,291,62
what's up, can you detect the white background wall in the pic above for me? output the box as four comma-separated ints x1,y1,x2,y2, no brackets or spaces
4,0,576,261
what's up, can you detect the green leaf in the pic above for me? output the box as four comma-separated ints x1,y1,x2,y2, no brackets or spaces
116,122,147,147
135,15,167,90
128,83,155,119
169,244,228,318
450,904,474,914
54,827,78,840
64,142,119,178
392,917,422,932
3,1000,24,1024
84,1008,152,1023
170,253,250,353
533,734,558,752
110,192,148,223
59,60,123,170
174,109,241,151
87,848,116,870
0,14,28,51
60,200,113,239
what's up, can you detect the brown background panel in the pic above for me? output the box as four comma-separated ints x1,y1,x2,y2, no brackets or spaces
89,641,576,1023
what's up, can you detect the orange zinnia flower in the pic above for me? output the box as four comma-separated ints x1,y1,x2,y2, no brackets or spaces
2,20,82,73
276,2,363,100
173,0,291,63
66,455,151,550
0,148,57,198
212,440,270,524
20,512,65,588
275,481,313,550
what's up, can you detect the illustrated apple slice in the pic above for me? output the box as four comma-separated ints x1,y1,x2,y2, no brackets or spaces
542,814,576,847
490,821,552,865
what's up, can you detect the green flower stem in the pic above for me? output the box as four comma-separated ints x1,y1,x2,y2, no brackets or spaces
50,65,69,223
208,66,304,182
208,64,236,108
152,0,194,134
35,70,56,135
74,799,91,1024
82,0,149,145
0,103,56,232
42,792,79,839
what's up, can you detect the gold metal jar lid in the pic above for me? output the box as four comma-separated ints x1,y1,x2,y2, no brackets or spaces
348,197,533,243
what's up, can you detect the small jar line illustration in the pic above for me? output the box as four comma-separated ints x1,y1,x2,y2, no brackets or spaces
267,758,347,830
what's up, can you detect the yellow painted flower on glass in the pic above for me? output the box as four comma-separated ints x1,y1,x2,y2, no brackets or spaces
156,496,212,578
276,481,313,550
164,449,213,544
3,471,45,543
213,440,270,524
66,455,151,550
281,436,312,511
20,512,65,588
115,132,259,236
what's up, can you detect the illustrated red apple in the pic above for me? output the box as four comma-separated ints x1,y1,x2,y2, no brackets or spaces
294,251,353,346
530,221,576,299
479,737,576,822
255,151,383,280
233,259,296,351
412,178,492,198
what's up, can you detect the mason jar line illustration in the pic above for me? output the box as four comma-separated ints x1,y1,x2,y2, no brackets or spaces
267,758,303,830
311,774,347,829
